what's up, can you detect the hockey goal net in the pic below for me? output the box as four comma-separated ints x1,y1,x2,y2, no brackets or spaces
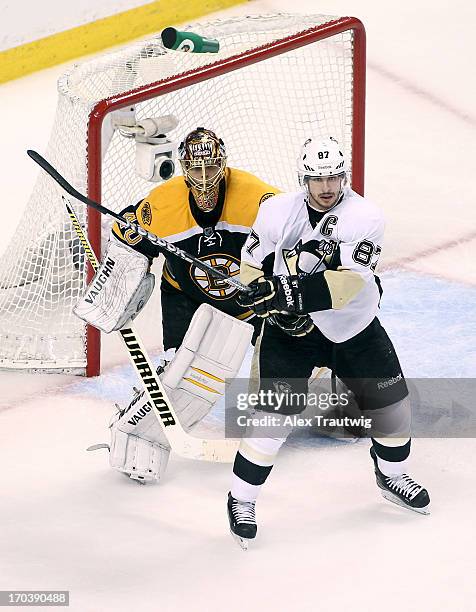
0,13,365,376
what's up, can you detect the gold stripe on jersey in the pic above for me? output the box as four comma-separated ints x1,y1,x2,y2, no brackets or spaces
135,168,278,239
136,176,193,238
162,262,182,291
239,439,279,467
240,261,265,286
236,310,254,320
324,268,365,309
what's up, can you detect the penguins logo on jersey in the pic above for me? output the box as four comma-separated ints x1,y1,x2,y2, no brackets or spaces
190,254,240,299
297,239,337,273
283,239,337,275
273,380,292,395
282,241,302,275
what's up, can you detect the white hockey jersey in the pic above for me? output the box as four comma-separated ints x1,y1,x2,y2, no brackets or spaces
241,188,385,342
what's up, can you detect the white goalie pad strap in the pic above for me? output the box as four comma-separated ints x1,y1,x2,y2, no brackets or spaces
73,240,154,333
110,305,253,480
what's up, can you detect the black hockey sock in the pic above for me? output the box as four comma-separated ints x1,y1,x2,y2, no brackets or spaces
230,432,290,502
371,437,411,476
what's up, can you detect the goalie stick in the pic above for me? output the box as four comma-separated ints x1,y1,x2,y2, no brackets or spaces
28,149,249,293
63,195,240,462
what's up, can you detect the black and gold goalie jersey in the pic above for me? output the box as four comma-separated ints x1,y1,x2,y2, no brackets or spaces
112,168,278,319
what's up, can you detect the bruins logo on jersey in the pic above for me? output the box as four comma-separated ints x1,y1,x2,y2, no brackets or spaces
259,192,275,205
141,201,152,226
190,254,240,299
283,239,338,275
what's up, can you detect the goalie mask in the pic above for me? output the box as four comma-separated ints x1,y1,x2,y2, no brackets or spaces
179,127,227,212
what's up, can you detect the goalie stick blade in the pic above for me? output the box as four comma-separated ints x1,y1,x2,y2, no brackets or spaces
180,437,239,463
118,326,240,463
85,430,239,462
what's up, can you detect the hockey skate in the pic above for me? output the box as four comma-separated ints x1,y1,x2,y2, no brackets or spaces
227,492,257,550
370,447,430,515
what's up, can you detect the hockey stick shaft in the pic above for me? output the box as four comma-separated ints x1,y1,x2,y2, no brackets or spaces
28,149,250,293
64,196,239,462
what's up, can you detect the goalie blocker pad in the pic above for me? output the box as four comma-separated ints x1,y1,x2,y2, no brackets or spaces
73,239,154,333
109,304,253,482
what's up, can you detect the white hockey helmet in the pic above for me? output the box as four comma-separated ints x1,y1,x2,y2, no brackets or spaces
297,136,346,185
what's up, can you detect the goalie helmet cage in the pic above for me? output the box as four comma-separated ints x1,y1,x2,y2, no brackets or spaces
0,13,365,377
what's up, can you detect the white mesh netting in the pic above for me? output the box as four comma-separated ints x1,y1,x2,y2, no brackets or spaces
0,13,359,374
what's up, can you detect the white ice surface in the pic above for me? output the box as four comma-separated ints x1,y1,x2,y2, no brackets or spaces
1,1,476,611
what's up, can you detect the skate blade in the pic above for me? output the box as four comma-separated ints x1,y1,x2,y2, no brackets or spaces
229,529,252,551
380,490,430,515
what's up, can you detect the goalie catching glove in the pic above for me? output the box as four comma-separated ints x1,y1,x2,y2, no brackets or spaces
74,240,154,333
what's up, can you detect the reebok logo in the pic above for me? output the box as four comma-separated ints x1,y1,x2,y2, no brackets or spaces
278,275,295,309
377,373,403,390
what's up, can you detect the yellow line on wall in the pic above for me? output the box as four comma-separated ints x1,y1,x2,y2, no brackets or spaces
0,0,246,85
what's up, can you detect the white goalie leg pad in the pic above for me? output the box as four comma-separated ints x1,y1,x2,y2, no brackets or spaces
109,407,171,484
107,350,175,483
110,305,253,482
162,304,254,429
73,239,154,333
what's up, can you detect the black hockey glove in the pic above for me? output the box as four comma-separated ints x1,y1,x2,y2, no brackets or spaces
268,313,315,337
238,275,305,317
